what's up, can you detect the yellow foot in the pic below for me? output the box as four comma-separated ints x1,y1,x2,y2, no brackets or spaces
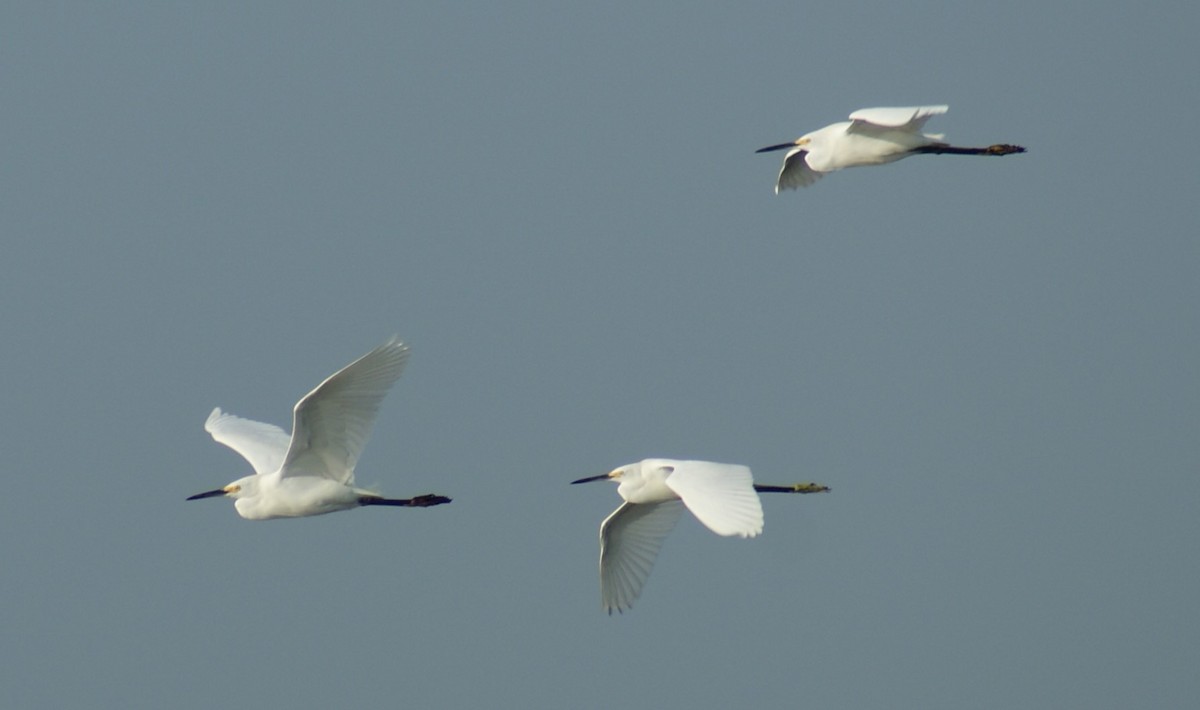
791,482,830,493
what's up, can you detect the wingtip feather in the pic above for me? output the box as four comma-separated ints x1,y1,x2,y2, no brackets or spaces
204,407,224,432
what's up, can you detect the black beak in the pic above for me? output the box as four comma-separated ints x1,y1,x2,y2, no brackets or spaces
570,473,610,485
186,488,226,501
755,142,796,154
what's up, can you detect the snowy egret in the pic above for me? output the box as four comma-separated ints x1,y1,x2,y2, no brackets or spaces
187,336,451,520
756,105,1025,192
572,459,829,613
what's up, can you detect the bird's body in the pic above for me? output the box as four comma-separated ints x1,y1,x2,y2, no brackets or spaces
187,336,451,520
757,105,1025,191
572,459,829,613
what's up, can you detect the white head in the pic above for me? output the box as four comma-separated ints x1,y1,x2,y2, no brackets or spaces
791,123,849,157
571,460,679,504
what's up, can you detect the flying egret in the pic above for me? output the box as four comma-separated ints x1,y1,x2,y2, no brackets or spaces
756,105,1025,192
187,336,451,520
572,459,829,613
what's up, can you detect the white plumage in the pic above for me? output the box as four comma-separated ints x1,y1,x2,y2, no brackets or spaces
757,104,1025,192
188,336,451,520
575,459,767,614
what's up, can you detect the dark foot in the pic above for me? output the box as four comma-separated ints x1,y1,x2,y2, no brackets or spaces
408,494,452,507
986,143,1026,155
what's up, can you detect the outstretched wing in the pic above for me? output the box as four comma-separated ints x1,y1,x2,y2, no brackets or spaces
848,105,947,131
599,500,685,614
776,147,823,191
281,336,411,483
665,460,764,538
205,407,290,476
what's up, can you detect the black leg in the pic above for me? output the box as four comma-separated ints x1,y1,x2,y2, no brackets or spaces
359,494,452,507
913,143,1026,156
753,483,830,494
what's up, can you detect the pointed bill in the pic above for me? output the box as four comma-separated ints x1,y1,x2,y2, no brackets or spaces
755,140,799,153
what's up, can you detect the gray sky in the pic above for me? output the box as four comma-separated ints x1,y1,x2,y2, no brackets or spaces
2,2,1197,708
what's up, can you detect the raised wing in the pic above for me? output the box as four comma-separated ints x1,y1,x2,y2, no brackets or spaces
205,407,290,476
848,105,947,131
665,461,764,538
776,148,822,191
281,336,411,483
599,500,685,614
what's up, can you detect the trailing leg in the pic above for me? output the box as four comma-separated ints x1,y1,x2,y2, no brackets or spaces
359,493,452,508
753,483,830,494
913,143,1026,156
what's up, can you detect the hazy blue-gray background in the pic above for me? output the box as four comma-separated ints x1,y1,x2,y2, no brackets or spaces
3,2,1197,708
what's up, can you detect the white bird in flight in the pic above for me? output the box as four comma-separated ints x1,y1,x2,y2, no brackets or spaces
756,105,1025,192
572,459,829,613
187,336,451,520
